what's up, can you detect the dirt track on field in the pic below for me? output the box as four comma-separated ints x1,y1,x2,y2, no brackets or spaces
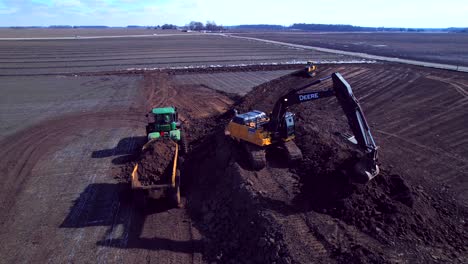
0,64,467,263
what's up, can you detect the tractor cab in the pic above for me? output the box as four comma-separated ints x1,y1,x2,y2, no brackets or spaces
146,106,181,141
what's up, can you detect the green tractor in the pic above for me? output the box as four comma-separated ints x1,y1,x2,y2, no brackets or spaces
145,106,188,154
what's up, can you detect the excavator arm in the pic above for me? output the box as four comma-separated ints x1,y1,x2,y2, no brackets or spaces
268,72,379,182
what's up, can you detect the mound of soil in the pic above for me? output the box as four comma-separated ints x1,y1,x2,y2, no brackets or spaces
183,68,466,263
137,139,176,185
186,132,294,264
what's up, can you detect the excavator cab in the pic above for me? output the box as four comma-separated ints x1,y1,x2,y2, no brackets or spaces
281,112,296,140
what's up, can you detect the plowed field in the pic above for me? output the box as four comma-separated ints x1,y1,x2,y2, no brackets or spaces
0,61,466,263
232,32,468,67
0,34,359,76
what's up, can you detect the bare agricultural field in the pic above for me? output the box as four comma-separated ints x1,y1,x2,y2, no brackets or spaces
0,64,467,263
233,32,468,67
0,34,359,75
172,69,295,95
0,75,143,139
0,28,182,38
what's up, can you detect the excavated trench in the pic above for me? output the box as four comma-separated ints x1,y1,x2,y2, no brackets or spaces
115,68,467,263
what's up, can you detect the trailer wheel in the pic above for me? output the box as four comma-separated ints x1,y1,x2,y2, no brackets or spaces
171,169,181,208
180,132,189,155
145,123,155,136
133,189,147,210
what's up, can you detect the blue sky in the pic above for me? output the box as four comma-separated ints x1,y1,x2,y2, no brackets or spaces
0,0,467,27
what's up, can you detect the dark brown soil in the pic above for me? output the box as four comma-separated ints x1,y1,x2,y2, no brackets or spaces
181,67,467,263
137,139,176,185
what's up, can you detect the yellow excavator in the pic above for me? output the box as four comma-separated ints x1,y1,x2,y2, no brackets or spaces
306,61,317,77
225,70,379,183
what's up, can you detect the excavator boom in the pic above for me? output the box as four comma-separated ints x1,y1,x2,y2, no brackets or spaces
267,72,379,181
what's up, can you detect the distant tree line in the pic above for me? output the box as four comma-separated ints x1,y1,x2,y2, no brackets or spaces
184,21,224,31
161,24,177,29
228,24,286,30
145,21,224,31
7,23,466,33
229,23,468,33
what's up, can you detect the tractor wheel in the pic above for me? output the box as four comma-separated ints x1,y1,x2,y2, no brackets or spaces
133,189,147,210
145,122,156,136
180,132,189,155
170,170,181,208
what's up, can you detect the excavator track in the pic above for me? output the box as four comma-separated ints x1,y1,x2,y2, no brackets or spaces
243,142,266,170
284,140,303,163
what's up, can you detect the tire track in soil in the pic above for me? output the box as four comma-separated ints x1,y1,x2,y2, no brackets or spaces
0,112,143,221
426,75,468,98
254,167,330,263
65,132,111,263
0,113,144,263
108,72,220,264
0,71,212,262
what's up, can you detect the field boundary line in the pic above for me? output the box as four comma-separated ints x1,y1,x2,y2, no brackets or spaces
222,34,468,73
0,33,204,41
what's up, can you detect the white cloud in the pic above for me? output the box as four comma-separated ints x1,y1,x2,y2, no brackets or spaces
0,7,17,15
53,0,83,7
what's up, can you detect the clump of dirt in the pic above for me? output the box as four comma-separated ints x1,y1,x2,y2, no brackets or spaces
137,139,176,185
112,139,177,185
294,124,466,262
112,161,136,183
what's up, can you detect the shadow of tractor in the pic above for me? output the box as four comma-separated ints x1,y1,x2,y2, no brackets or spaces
60,183,202,252
91,136,147,165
